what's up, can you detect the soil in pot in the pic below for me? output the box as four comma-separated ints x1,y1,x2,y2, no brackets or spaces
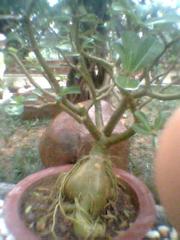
21,174,137,240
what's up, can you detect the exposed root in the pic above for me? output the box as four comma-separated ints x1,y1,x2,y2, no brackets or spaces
22,161,137,240
24,147,122,239
48,148,119,239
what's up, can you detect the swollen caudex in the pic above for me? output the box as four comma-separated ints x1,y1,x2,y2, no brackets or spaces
52,148,118,239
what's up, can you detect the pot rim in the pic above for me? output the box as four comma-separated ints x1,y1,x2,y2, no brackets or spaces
4,165,155,240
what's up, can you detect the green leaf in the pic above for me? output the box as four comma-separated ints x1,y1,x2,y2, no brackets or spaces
154,112,167,130
119,32,140,73
8,47,18,54
118,32,164,73
133,36,164,72
134,111,152,132
132,123,151,135
59,86,81,97
152,136,158,148
115,75,139,90
5,104,24,116
12,95,25,104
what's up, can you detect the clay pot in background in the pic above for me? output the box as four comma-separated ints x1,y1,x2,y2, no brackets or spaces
39,101,129,169
155,108,180,233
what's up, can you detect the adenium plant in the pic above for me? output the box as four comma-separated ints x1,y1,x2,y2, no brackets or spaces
1,0,180,238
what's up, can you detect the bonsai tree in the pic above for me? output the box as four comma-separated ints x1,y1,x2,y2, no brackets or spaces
2,0,180,238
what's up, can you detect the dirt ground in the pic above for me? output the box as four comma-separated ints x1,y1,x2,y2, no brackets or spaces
0,108,49,183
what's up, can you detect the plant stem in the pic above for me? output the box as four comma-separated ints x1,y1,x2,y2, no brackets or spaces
72,13,104,132
83,112,102,140
103,97,127,136
95,101,104,129
24,18,60,94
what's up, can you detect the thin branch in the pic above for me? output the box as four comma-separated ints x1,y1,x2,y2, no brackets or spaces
55,47,77,69
59,102,83,123
151,36,180,68
112,88,122,102
9,52,87,123
150,64,175,84
161,77,180,92
82,113,102,140
96,83,114,95
138,84,180,109
24,18,60,94
96,85,114,101
95,101,104,129
147,91,180,100
62,98,84,116
72,15,97,99
131,87,147,98
50,27,78,70
106,127,135,146
82,52,113,76
70,12,105,132
8,52,56,100
0,15,22,20
103,96,127,136
62,99,102,140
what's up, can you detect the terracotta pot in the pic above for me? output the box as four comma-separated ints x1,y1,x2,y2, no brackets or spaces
4,165,155,240
155,108,180,233
39,100,129,169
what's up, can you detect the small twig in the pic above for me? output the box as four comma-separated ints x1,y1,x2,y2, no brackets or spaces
106,127,135,146
55,47,77,69
8,51,56,100
151,36,180,68
96,83,114,95
59,102,83,123
96,85,114,101
161,77,180,92
62,98,84,116
146,91,180,101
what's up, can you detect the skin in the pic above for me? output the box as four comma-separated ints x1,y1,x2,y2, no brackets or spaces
155,108,180,233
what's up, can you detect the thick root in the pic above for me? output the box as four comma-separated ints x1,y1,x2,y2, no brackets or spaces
73,198,106,239
51,146,118,239
63,155,116,216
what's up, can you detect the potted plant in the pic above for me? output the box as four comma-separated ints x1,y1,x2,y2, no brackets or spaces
3,0,180,239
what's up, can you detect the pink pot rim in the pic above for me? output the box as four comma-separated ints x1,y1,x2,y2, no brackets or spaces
4,165,156,240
